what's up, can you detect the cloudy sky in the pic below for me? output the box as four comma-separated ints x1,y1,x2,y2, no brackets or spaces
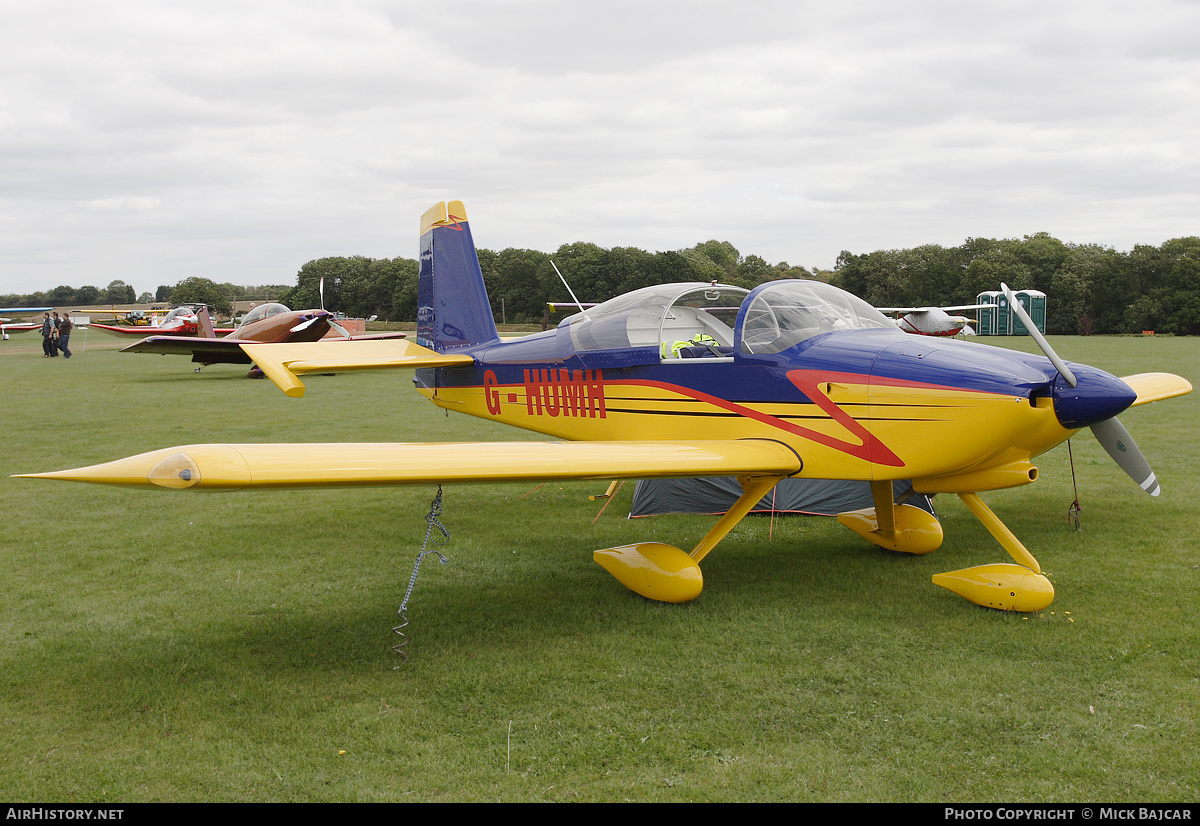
3,0,1198,297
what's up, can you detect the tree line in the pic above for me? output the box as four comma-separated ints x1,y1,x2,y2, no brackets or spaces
834,233,1200,335
278,234,1200,334
1,279,291,317
7,234,1197,334
3,279,139,308
279,241,814,326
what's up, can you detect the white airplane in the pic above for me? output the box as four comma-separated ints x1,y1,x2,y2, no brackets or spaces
1,307,53,340
876,304,992,337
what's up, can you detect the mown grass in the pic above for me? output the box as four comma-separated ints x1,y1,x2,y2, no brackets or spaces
1,330,1197,802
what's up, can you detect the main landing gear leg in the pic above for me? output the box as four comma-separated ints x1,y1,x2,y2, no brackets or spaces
593,475,785,603
931,492,1055,612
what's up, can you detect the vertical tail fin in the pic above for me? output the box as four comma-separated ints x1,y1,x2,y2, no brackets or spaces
417,200,499,353
197,306,216,339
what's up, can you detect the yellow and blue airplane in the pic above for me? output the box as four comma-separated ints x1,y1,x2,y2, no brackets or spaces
18,201,1192,612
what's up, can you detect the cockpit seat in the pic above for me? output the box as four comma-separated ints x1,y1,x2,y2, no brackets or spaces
677,344,734,359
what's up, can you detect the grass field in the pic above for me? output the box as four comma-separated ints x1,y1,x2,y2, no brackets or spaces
1,329,1197,802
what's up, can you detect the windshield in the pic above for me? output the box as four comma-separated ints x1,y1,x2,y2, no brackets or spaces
738,281,894,354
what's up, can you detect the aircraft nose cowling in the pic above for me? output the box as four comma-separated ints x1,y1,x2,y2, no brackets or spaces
1051,365,1137,430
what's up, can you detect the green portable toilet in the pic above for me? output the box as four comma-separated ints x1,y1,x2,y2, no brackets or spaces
1012,290,1047,336
975,290,1004,336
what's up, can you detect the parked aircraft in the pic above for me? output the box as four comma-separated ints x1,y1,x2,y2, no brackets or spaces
1,307,53,339
1,319,40,338
876,304,992,336
119,304,406,372
90,305,233,339
90,307,170,326
1,322,39,337
19,201,1191,613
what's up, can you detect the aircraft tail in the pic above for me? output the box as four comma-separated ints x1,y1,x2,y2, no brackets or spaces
197,306,216,339
417,200,499,352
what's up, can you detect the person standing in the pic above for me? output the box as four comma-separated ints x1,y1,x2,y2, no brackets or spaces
50,312,61,356
40,313,53,357
58,313,73,359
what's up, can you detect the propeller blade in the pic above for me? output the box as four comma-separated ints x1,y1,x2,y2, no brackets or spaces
319,277,325,311
329,320,351,338
290,316,318,334
1090,416,1160,496
1002,282,1077,388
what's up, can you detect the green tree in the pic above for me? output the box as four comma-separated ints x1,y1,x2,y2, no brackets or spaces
735,254,773,287
390,259,421,321
1050,245,1117,334
170,277,231,315
771,262,814,281
1135,237,1200,335
1012,233,1070,296
692,240,740,281
609,246,657,294
488,248,549,322
285,257,365,313
71,286,99,305
104,280,136,304
676,249,725,283
832,249,907,305
46,285,77,305
960,247,1033,303
545,243,613,303
896,244,967,306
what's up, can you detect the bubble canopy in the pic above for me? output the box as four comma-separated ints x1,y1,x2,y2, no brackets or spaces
556,280,894,358
159,306,196,326
237,303,291,330
737,280,895,355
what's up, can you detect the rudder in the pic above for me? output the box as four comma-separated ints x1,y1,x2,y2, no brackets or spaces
197,306,216,339
417,201,499,353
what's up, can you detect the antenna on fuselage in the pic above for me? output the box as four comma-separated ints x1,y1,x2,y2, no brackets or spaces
551,260,591,321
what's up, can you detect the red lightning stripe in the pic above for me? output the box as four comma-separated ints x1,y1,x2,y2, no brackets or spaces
621,372,905,467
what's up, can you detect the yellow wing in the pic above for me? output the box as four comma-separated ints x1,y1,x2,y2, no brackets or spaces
17,440,802,491
239,339,474,397
1122,373,1193,406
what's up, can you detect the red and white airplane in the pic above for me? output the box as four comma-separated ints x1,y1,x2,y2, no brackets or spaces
876,304,992,337
89,305,235,339
120,304,407,374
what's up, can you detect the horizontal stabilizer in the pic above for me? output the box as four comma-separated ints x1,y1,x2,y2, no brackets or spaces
1120,372,1193,406
240,339,475,397
16,440,803,490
